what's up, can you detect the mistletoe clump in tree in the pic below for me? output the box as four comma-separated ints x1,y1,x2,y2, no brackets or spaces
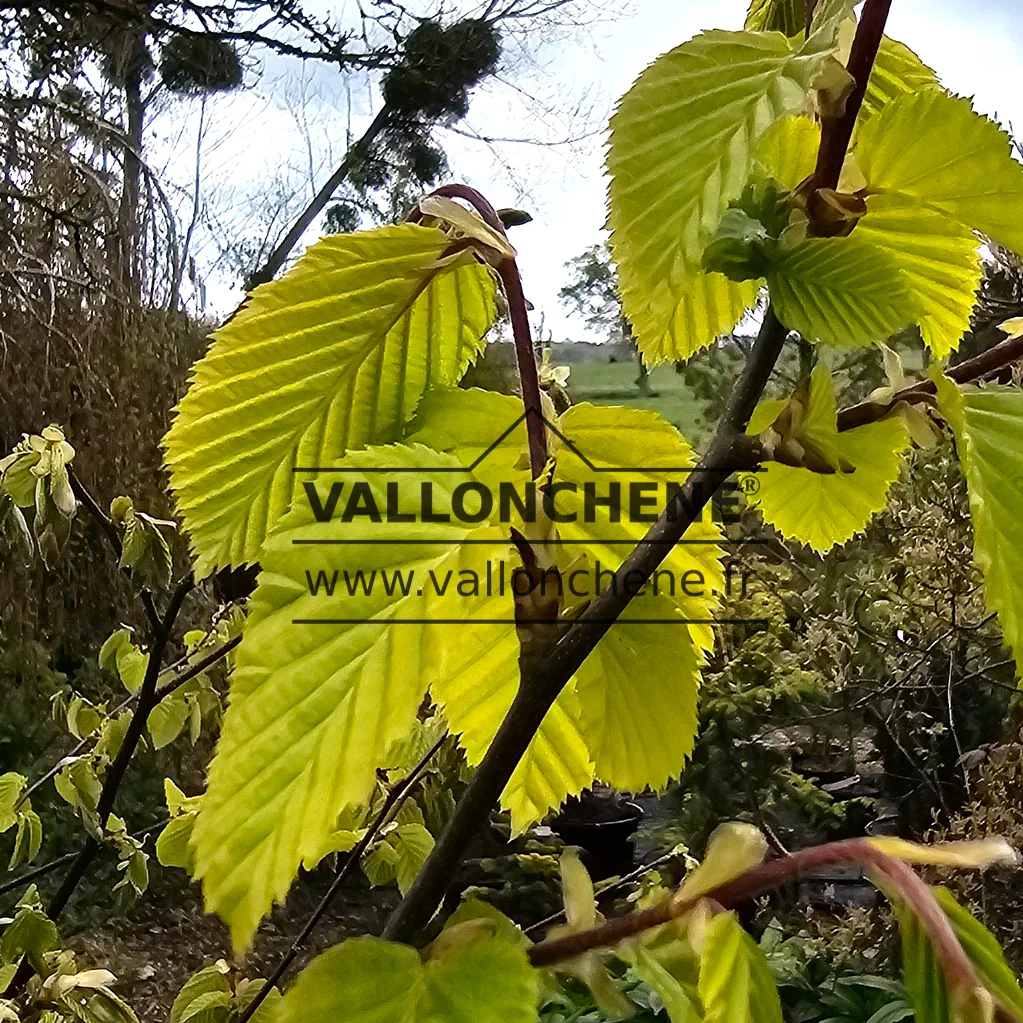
10,0,1023,1020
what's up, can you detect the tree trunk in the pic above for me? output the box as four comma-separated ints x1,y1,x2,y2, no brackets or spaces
116,30,147,300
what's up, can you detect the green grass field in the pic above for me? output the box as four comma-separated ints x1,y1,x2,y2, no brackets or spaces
566,358,707,440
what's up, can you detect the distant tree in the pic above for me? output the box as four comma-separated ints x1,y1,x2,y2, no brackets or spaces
560,242,651,394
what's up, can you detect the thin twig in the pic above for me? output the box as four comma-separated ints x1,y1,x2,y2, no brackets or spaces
0,820,166,902
151,634,241,704
812,0,892,193
43,575,193,921
837,334,1023,433
15,636,238,813
244,106,393,290
524,849,681,938
68,469,160,633
234,734,447,1023
420,183,548,477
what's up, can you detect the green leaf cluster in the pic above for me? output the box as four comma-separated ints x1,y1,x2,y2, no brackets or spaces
0,773,42,870
0,426,77,567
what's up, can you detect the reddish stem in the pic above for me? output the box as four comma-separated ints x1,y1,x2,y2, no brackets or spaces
528,837,979,998
498,260,548,478
417,183,548,478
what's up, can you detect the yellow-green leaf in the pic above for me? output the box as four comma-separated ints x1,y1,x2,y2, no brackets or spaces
170,964,231,1023
607,21,848,363
148,694,190,750
854,195,981,359
0,774,26,832
424,528,595,835
623,931,702,1023
933,375,1023,684
755,116,820,191
861,36,940,121
768,235,914,347
698,911,783,1023
932,886,1023,1020
98,629,149,694
191,444,480,948
679,823,768,902
746,366,910,552
363,824,435,896
856,91,1023,257
744,0,803,34
553,403,725,656
575,596,700,793
275,927,538,1023
868,837,1017,870
156,814,198,871
164,224,496,578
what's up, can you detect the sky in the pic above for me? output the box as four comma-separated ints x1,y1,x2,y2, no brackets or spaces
160,0,1023,343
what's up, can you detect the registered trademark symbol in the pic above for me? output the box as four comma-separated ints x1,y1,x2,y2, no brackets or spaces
738,473,760,495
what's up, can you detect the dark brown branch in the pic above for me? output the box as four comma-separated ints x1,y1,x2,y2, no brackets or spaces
0,820,165,902
44,575,194,920
234,734,448,1023
501,259,548,478
15,636,236,815
812,0,892,192
383,0,897,943
151,634,241,703
244,106,393,290
837,333,1023,432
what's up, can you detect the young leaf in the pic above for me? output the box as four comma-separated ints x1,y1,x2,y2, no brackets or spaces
755,116,821,191
10,809,42,869
0,905,57,965
860,36,940,121
170,963,232,1023
164,224,496,578
853,196,981,358
744,0,803,34
698,911,783,1023
575,595,701,793
607,18,849,362
191,444,496,948
933,376,1023,683
552,403,724,656
274,927,538,1023
767,235,914,347
147,694,190,750
0,774,26,832
679,822,769,902
365,823,435,895
867,837,1017,870
156,815,198,871
856,91,1023,258
897,901,950,1023
623,930,703,1023
549,850,637,1020
424,528,596,834
745,367,910,552
98,629,149,694
932,887,1023,1020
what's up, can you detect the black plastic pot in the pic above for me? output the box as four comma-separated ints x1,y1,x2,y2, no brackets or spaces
552,797,643,880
